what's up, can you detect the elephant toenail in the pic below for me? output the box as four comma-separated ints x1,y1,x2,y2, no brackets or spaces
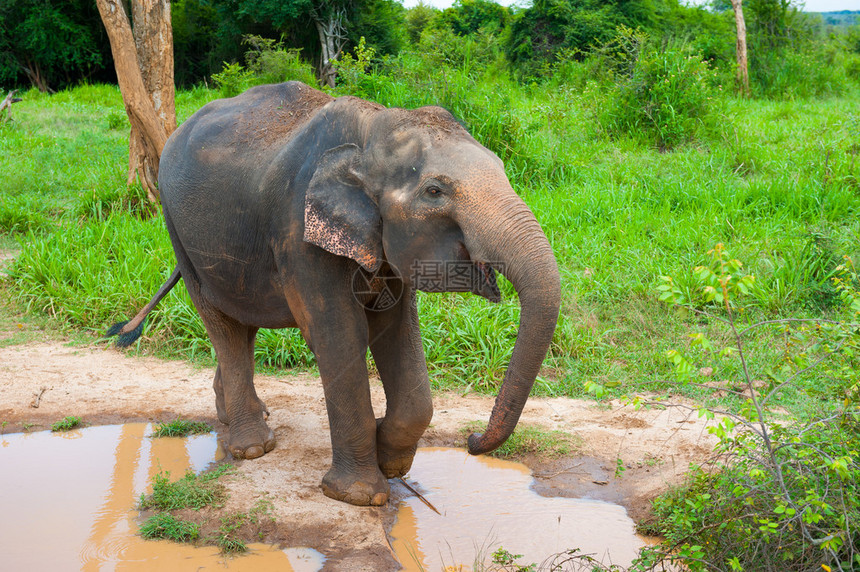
371,492,387,506
245,445,264,459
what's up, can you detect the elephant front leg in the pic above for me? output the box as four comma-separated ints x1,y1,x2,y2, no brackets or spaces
367,289,433,478
311,315,390,506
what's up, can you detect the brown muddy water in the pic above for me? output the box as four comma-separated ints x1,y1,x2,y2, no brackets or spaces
0,423,324,571
390,448,646,571
0,425,645,571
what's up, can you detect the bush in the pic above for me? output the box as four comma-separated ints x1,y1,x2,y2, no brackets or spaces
595,29,721,150
242,35,318,87
752,43,852,99
211,35,319,98
636,247,860,572
211,61,254,98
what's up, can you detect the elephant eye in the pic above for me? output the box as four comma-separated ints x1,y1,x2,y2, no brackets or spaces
425,186,442,196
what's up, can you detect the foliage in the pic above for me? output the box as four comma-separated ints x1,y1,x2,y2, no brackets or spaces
506,0,663,78
212,35,318,97
212,500,274,554
434,0,511,37
211,62,255,98
139,465,233,511
0,0,106,91
594,28,721,150
51,415,81,432
334,36,377,89
405,2,439,43
150,419,213,438
348,0,407,56
172,0,222,87
139,513,200,542
633,246,860,571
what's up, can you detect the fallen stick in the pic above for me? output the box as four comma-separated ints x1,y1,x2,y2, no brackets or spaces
0,89,22,122
31,386,49,408
398,477,441,515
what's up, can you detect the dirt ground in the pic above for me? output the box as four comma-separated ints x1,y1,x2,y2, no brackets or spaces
0,302,717,569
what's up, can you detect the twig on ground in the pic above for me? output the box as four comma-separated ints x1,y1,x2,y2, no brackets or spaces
398,477,441,515
0,90,22,122
30,386,49,408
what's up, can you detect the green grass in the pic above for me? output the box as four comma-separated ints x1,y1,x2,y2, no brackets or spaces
2,72,859,420
139,513,200,543
150,419,213,438
50,416,81,432
461,421,580,459
138,464,233,512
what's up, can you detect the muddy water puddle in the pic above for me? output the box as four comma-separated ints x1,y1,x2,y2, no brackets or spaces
391,448,645,571
0,423,324,571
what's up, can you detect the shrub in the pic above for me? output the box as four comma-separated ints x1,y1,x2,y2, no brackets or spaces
752,44,851,99
242,35,318,87
595,28,720,150
211,62,254,98
636,247,860,572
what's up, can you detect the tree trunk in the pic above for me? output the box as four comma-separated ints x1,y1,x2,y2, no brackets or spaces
313,8,347,88
128,0,176,197
96,0,174,205
730,0,750,97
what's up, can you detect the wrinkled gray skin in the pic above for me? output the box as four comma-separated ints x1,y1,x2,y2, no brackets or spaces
113,82,560,506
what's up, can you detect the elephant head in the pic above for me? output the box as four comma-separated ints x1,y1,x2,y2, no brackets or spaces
304,102,561,455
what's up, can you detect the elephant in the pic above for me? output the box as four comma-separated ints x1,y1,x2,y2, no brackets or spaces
108,81,560,506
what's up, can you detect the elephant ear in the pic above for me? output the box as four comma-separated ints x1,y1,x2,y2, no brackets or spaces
304,143,383,272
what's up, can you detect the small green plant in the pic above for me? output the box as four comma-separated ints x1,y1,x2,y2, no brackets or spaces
51,416,80,432
614,457,626,479
334,36,376,89
210,499,273,554
106,111,128,130
632,245,860,571
490,547,535,571
139,464,233,511
150,419,212,438
461,422,579,459
139,512,199,542
211,62,254,98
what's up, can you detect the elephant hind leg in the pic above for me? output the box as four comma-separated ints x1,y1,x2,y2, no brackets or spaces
186,287,275,459
214,329,270,426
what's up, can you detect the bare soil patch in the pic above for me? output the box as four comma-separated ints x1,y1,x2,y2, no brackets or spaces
0,332,716,569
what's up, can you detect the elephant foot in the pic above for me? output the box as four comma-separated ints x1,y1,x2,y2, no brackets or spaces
217,396,269,426
321,465,390,506
227,418,276,459
377,444,417,478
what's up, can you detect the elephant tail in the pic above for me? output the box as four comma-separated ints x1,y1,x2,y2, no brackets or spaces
107,267,182,347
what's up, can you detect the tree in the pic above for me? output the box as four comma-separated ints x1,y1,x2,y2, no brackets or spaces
0,0,106,91
730,0,750,96
213,0,352,87
96,0,175,204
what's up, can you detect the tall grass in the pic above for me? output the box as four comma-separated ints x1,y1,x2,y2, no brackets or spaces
2,59,859,408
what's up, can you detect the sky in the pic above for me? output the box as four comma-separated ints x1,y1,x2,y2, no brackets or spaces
401,0,860,13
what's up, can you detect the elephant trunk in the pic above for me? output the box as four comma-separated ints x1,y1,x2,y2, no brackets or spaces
461,191,561,455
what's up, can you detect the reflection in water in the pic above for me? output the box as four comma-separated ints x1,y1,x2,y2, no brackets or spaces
0,424,324,571
390,448,644,572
